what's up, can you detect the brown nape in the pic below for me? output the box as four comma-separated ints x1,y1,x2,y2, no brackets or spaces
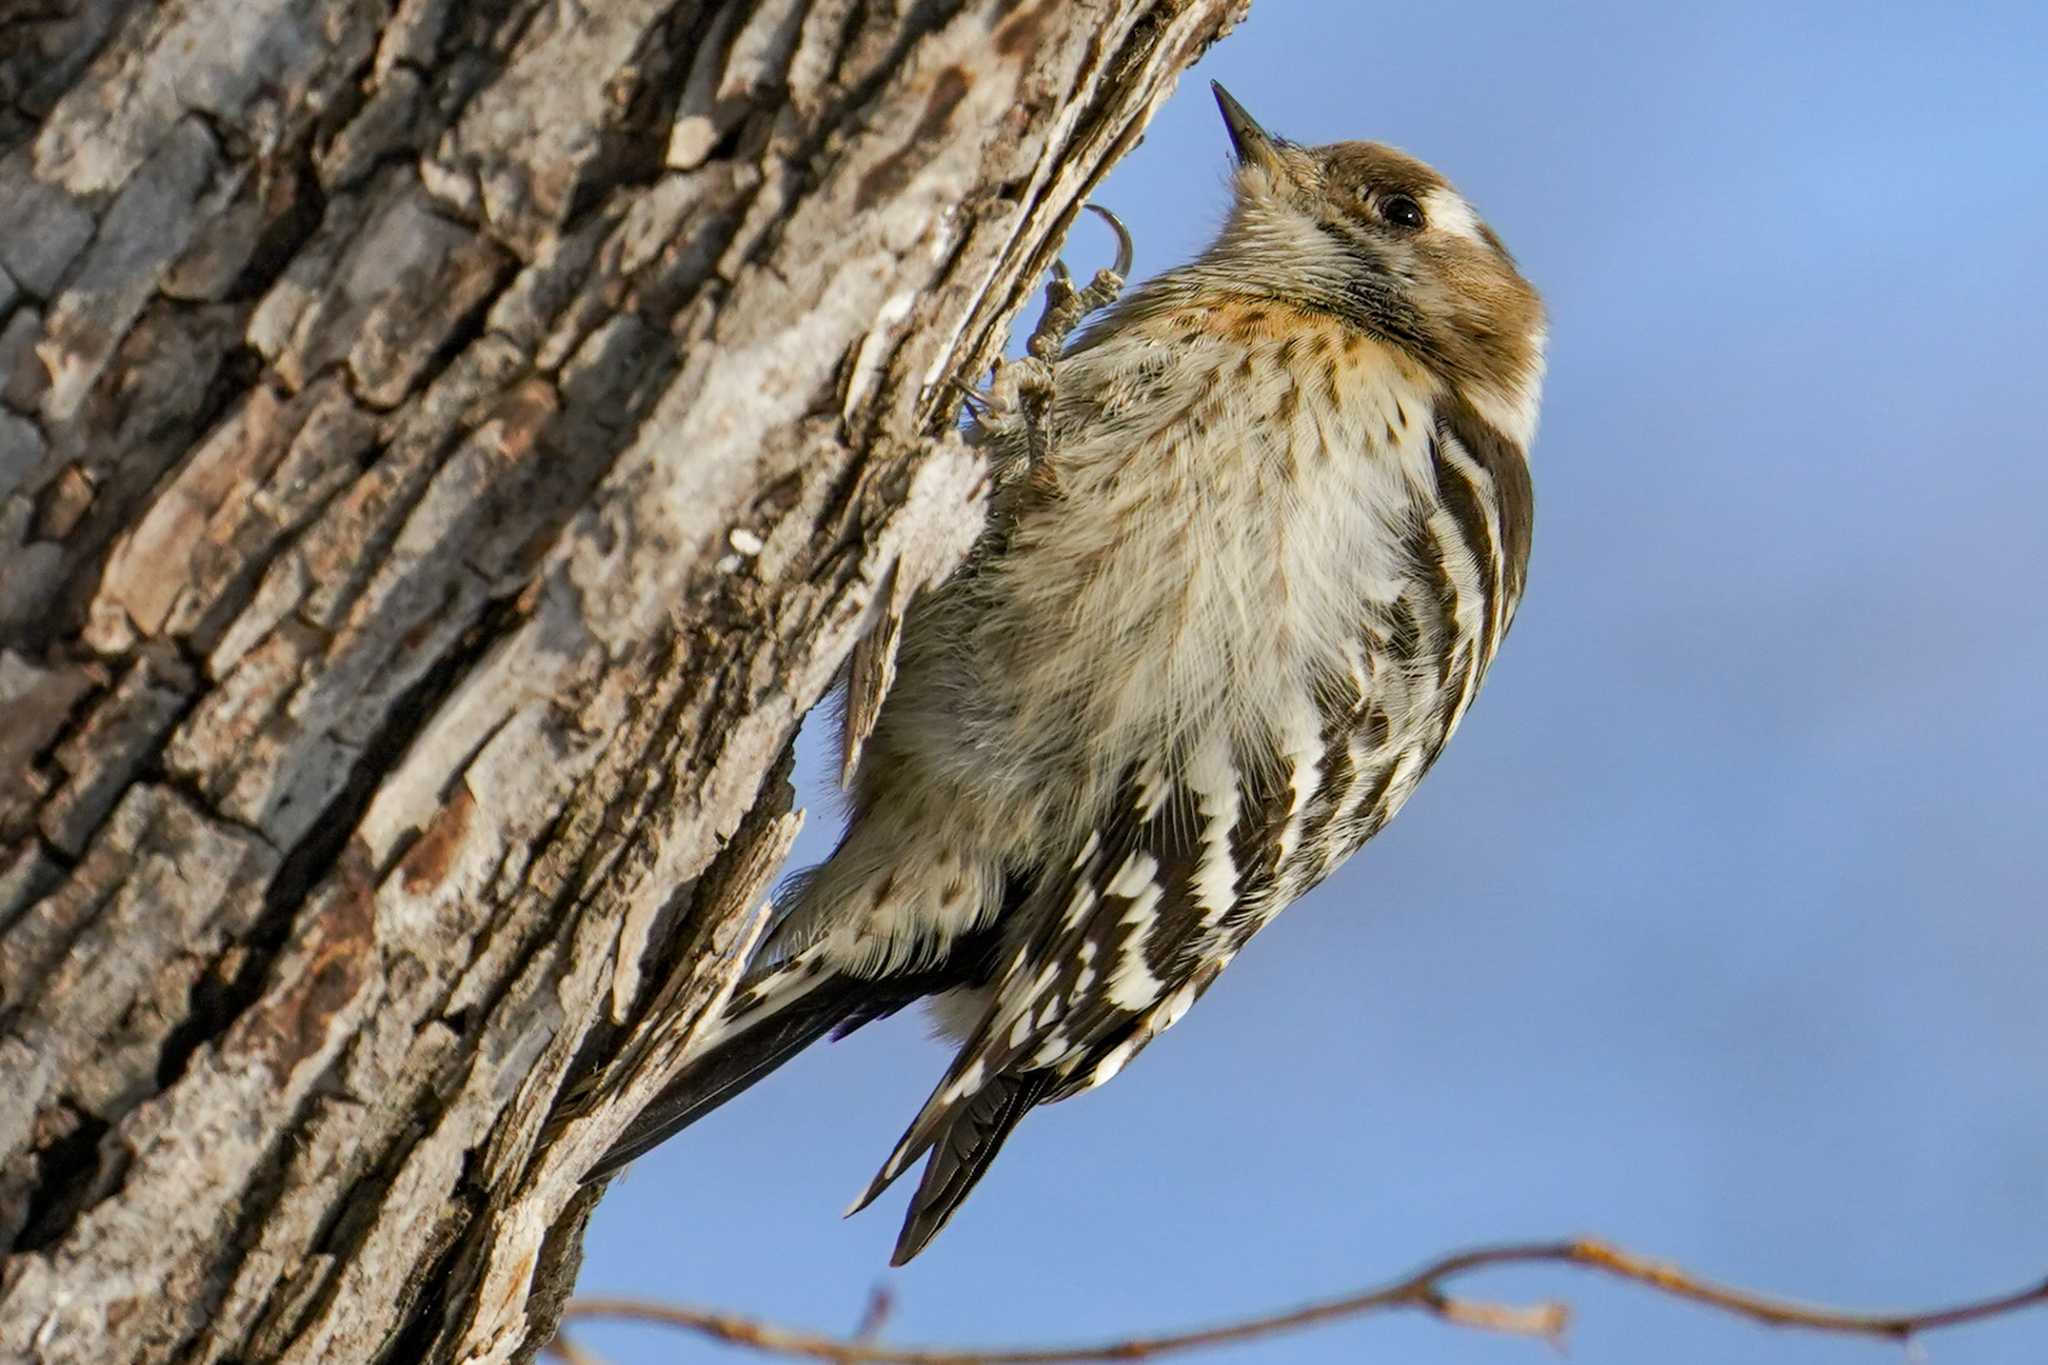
1424,240,1545,402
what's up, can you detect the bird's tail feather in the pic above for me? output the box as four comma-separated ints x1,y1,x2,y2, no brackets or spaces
585,949,854,1182
585,929,1037,1263
871,1071,1053,1265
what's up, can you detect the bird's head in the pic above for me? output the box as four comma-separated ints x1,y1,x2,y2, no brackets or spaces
1204,83,1546,445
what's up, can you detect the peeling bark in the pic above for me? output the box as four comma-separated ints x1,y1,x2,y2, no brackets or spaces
0,2,1251,1361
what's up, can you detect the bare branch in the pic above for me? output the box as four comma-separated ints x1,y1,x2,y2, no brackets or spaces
545,1332,609,1365
851,1285,897,1343
551,1238,2048,1363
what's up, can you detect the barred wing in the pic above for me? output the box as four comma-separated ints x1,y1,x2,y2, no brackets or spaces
850,724,1302,1263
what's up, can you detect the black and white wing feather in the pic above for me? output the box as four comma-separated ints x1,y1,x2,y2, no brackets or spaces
850,724,1307,1263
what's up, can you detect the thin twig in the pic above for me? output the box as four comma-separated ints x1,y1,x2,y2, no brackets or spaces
851,1285,896,1342
553,1238,2048,1364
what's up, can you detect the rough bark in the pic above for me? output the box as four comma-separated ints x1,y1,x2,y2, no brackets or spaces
0,2,1249,1361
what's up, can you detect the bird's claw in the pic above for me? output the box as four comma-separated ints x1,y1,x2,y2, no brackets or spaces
960,203,1133,467
1084,202,1133,285
947,376,993,421
1023,202,1132,362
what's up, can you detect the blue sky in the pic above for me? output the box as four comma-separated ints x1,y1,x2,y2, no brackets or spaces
573,4,2048,1362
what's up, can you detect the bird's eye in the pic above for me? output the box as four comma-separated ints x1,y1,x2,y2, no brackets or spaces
1381,194,1425,229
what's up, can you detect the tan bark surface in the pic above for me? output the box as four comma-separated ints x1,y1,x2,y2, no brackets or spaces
0,3,1249,1360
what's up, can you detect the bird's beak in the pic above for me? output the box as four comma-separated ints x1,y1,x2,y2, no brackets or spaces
1212,82,1284,174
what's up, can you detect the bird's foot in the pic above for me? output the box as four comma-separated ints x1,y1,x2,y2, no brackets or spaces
974,205,1131,471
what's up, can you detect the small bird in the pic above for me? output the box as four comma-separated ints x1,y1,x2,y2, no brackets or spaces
592,83,1545,1263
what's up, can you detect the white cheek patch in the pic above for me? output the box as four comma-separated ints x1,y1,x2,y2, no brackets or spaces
1421,187,1485,243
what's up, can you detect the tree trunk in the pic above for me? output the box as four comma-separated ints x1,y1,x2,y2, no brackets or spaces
0,2,1248,1360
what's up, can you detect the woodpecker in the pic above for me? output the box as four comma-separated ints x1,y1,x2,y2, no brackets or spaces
591,83,1545,1264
